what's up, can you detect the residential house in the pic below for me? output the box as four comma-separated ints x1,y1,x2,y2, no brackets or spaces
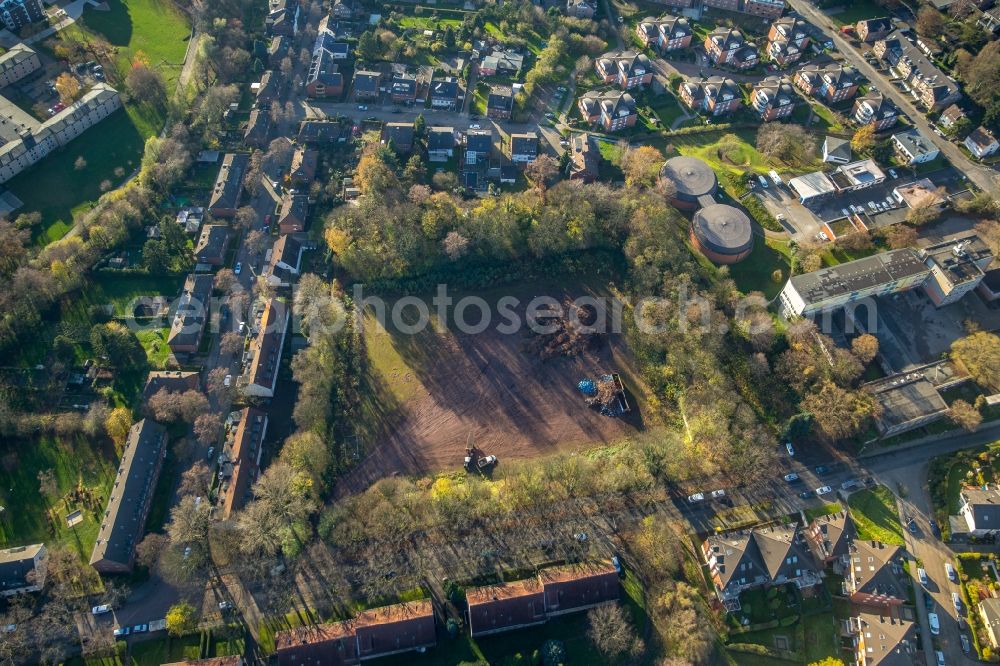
680,77,742,117
244,109,272,149
487,85,514,120
430,77,460,110
744,0,785,18
767,17,810,67
389,73,417,104
794,63,860,103
702,0,739,11
142,370,200,402
965,126,999,159
467,561,619,637
704,27,758,70
353,71,382,100
427,127,455,161
578,90,638,131
822,136,852,164
980,598,1000,648
0,44,41,88
938,103,966,130
298,120,344,144
509,132,538,164
805,511,854,569
751,76,795,121
221,408,268,519
167,274,214,355
568,132,599,182
0,0,44,32
263,234,304,288
208,153,249,218
479,50,524,77
381,122,415,153
852,93,899,131
290,146,318,186
464,129,494,165
256,70,283,108
278,193,308,234
565,0,596,19
0,543,46,596
636,15,691,52
90,420,168,573
242,299,289,399
305,46,343,98
266,0,299,37
845,539,906,608
891,128,939,164
874,31,961,111
268,35,289,66
702,525,821,602
844,604,918,666
959,486,1000,536
195,225,229,266
594,50,653,90
856,17,893,43
275,601,435,665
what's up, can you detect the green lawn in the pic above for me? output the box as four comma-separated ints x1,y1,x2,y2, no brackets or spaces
398,15,463,30
848,485,905,546
727,237,792,299
659,130,820,182
136,328,172,369
649,93,687,128
820,243,879,267
13,108,145,245
0,433,118,559
71,0,191,85
805,502,844,522
130,634,203,665
826,0,888,27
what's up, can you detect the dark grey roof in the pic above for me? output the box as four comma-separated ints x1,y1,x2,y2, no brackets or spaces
962,487,1000,530
168,273,214,349
90,420,167,570
510,132,538,157
824,136,852,161
382,121,415,147
430,77,458,99
427,126,455,151
878,30,960,104
659,156,718,199
487,86,513,111
307,48,342,88
354,70,381,93
195,225,229,261
692,204,753,256
0,544,43,592
466,129,493,154
858,17,892,33
390,76,416,96
298,120,343,143
209,153,249,212
788,249,929,307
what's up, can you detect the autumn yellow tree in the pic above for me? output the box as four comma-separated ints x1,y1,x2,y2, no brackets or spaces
949,399,982,431
104,407,132,449
951,331,1000,390
54,73,81,106
621,145,664,189
851,125,876,156
851,334,879,364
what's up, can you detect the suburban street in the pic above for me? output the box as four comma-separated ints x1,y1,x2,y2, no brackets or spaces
787,0,1000,198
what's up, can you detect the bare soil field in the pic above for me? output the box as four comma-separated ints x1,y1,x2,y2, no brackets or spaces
339,282,650,493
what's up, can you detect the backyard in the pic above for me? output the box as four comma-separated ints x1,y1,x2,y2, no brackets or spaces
727,237,792,300
848,485,905,546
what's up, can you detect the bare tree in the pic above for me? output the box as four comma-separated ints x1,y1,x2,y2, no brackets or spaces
178,461,212,497
587,603,644,660
220,332,245,356
193,412,221,446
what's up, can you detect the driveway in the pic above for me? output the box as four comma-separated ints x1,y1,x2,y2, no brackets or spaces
786,0,1000,198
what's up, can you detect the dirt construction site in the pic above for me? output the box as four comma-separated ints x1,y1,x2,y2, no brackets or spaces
338,283,649,493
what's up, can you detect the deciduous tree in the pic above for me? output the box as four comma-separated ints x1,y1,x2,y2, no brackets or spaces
951,331,1000,390
949,399,982,431
104,406,133,448
851,334,879,364
851,125,876,156
165,602,198,637
621,145,663,189
55,73,80,105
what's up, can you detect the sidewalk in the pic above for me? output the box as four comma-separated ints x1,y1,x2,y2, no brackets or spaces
860,421,1000,461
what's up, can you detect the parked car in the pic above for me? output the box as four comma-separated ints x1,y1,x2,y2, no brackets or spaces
930,520,941,538
758,175,768,189
92,605,111,616
929,612,940,635
925,593,934,611
953,592,962,613
888,168,898,178
815,486,833,495
710,489,726,499
469,123,481,130
224,374,232,387
784,473,800,483
946,562,957,582
357,105,367,111
219,601,233,611
113,626,130,637
908,518,918,534
234,262,242,275
799,490,814,499
961,634,971,653
918,567,929,585
936,650,945,666
814,465,829,475
785,442,795,456
688,492,705,503
132,624,148,634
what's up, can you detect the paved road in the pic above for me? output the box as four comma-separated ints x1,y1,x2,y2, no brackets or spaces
786,0,1000,198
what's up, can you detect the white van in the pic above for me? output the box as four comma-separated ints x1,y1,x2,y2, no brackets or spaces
929,612,940,635
917,568,928,585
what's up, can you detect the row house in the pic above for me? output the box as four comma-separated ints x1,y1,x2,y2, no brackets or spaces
744,0,785,18
594,50,653,90
430,76,460,110
804,511,854,571
852,92,899,132
427,126,455,161
874,31,961,111
794,63,860,104
679,76,742,117
635,15,692,52
702,525,821,602
578,90,637,132
353,70,381,100
752,76,795,121
704,27,758,70
766,17,810,67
